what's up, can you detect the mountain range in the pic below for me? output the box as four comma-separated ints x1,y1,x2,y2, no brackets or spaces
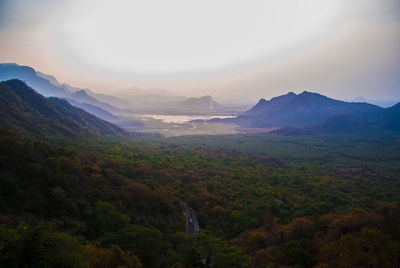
218,91,399,134
117,89,228,114
0,63,230,116
0,79,124,138
1,63,399,135
351,96,399,108
0,63,133,115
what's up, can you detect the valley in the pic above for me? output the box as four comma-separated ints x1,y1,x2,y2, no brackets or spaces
0,76,399,267
2,2,400,267
118,113,238,136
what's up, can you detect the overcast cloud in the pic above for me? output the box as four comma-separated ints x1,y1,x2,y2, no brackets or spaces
0,0,399,102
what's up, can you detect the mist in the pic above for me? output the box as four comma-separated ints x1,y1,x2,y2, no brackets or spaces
0,0,399,103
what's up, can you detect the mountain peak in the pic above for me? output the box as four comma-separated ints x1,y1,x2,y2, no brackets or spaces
296,91,330,102
299,91,320,96
179,95,223,113
4,78,29,87
269,91,297,102
0,63,37,77
235,90,383,128
73,90,89,97
0,63,18,67
200,95,212,100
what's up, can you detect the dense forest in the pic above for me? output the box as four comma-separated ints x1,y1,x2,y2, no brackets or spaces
0,80,400,267
1,125,399,267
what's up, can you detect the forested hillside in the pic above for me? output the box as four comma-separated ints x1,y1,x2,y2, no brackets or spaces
0,79,124,138
0,81,399,267
1,126,399,267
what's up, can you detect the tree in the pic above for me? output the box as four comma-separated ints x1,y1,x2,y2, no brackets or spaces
317,228,400,268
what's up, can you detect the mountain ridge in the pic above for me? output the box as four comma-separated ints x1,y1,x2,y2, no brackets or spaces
233,91,383,128
0,79,124,138
0,63,131,115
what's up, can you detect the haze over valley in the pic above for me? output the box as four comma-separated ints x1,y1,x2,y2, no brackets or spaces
1,63,399,137
1,1,400,267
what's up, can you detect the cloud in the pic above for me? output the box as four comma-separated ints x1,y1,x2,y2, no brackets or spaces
0,0,399,101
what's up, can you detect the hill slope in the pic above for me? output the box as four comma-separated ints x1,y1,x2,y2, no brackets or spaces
380,103,400,131
272,102,400,135
0,63,131,114
0,79,124,138
65,98,120,122
234,91,382,128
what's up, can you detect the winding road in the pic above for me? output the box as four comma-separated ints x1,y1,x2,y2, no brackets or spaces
180,202,200,236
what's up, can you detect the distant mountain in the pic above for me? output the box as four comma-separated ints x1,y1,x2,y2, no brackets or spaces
117,93,187,112
373,100,399,108
37,71,133,110
37,71,133,109
241,92,297,118
65,98,144,130
178,96,224,113
65,98,120,122
0,79,124,138
84,89,134,110
121,87,174,96
116,91,228,114
116,88,187,112
0,63,131,114
0,63,69,97
36,71,72,90
273,103,400,135
70,89,132,115
380,103,400,131
233,91,382,128
351,96,399,108
267,97,400,135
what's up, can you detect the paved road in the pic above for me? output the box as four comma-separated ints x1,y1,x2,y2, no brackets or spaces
180,202,199,236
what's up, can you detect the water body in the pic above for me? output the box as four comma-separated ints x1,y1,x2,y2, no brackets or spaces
139,114,236,123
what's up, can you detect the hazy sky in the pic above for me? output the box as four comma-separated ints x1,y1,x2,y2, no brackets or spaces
0,0,399,101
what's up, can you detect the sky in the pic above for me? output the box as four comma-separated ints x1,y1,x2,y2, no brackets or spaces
0,0,399,102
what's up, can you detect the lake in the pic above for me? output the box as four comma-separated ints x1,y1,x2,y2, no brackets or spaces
138,114,236,123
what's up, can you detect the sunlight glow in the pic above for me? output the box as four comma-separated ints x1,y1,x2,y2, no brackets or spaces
58,0,340,73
